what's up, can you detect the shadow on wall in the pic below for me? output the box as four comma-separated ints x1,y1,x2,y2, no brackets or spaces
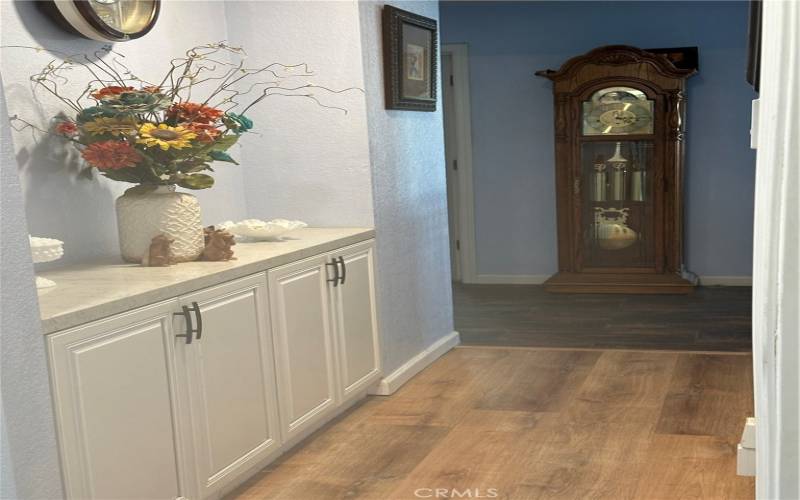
5,1,138,263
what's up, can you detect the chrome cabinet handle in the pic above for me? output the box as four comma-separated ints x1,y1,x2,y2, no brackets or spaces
326,259,340,287
173,302,202,344
338,256,346,285
191,301,203,340
173,305,194,344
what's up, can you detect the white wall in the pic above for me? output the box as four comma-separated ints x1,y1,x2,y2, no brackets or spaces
752,1,799,497
0,77,64,500
359,0,455,374
1,1,248,264
225,1,374,227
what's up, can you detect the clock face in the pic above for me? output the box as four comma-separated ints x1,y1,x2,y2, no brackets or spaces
582,87,654,135
51,0,160,42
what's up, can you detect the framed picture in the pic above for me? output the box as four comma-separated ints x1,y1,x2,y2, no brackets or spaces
382,5,438,111
645,46,700,72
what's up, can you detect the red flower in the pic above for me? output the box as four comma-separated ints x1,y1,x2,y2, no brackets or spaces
55,121,78,136
167,102,223,124
81,141,142,170
185,123,221,143
91,86,135,100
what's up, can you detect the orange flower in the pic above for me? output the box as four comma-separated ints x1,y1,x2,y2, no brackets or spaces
142,85,162,93
91,86,135,100
186,123,221,143
167,102,223,124
81,141,142,170
55,121,78,136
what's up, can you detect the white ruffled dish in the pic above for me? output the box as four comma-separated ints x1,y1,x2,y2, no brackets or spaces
30,236,64,289
217,219,308,241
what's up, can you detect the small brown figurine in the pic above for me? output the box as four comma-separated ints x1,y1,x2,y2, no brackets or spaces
201,226,236,261
142,234,175,267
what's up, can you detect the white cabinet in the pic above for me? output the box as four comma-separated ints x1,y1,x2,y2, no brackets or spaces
47,238,380,499
178,275,281,498
268,255,339,445
48,302,187,500
331,241,381,402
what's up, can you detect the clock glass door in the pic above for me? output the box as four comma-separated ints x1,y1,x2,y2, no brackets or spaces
579,140,656,270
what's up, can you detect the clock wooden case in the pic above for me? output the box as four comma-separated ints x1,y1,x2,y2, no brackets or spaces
536,45,697,294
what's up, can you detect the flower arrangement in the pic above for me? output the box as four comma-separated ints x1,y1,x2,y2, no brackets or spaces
12,42,355,192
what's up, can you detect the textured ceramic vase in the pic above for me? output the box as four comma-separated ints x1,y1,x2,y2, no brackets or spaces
116,185,204,263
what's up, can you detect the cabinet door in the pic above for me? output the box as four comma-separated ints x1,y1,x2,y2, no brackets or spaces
268,255,338,444
48,302,187,500
178,274,281,498
330,240,381,401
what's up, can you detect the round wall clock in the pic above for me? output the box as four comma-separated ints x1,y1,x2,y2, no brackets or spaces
49,0,160,42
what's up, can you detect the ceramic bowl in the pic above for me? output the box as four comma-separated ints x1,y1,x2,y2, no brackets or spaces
217,219,308,241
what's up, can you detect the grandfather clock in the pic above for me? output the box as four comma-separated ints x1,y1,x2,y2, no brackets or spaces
536,45,697,293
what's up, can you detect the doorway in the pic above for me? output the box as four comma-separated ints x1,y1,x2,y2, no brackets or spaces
441,44,476,284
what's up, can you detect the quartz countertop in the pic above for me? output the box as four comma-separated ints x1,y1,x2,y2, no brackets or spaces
37,227,374,335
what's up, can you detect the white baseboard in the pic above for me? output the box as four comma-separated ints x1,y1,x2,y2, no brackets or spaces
469,274,550,285
699,276,753,286
369,331,460,396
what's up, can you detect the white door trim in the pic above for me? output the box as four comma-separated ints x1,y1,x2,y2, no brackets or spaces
442,43,478,283
751,1,800,498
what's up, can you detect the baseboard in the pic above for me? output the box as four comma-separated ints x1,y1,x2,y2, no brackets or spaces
470,274,550,285
698,276,752,286
369,331,460,396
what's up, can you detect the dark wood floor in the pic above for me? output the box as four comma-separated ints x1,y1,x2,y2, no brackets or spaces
454,284,752,352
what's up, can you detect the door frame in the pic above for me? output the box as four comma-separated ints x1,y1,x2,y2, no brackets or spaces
442,43,477,283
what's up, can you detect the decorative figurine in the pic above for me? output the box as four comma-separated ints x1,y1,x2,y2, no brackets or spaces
201,226,236,261
142,234,175,267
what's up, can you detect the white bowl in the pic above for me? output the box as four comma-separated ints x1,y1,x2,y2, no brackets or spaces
217,219,308,241
29,236,64,289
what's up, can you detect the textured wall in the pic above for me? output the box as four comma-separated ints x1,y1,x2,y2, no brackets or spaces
1,1,247,264
224,1,374,227
440,0,757,278
0,76,64,500
359,0,455,373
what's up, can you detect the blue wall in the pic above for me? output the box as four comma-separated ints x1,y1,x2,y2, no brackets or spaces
440,1,756,278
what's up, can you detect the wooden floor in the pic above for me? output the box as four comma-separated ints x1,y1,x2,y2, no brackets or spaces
229,347,754,500
454,284,752,351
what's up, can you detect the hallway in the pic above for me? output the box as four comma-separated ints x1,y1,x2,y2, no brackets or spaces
230,347,754,499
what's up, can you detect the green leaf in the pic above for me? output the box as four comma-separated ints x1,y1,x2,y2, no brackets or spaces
208,150,239,165
177,173,214,190
124,184,159,196
209,134,239,152
101,168,143,184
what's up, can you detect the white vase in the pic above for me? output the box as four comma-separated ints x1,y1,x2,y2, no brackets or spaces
116,185,204,263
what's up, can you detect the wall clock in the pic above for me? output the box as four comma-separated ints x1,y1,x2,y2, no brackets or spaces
536,45,698,294
46,0,160,42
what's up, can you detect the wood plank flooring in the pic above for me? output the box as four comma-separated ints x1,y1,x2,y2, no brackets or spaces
454,284,752,351
229,347,754,500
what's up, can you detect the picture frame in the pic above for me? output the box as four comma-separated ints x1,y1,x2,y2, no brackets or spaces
645,46,700,72
382,5,438,111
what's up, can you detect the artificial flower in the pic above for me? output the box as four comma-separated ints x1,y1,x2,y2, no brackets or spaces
55,121,78,136
137,123,196,150
102,91,170,113
224,113,253,134
82,116,139,137
76,106,116,123
81,141,142,170
185,122,221,143
142,86,162,93
167,102,223,124
91,86,135,100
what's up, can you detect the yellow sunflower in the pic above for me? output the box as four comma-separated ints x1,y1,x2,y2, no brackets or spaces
83,116,139,136
137,123,196,150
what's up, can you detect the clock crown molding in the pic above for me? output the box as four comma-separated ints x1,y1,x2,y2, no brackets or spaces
535,45,697,81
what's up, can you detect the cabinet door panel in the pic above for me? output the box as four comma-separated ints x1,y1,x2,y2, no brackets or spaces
268,256,337,442
332,241,381,399
179,274,280,498
48,302,184,500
